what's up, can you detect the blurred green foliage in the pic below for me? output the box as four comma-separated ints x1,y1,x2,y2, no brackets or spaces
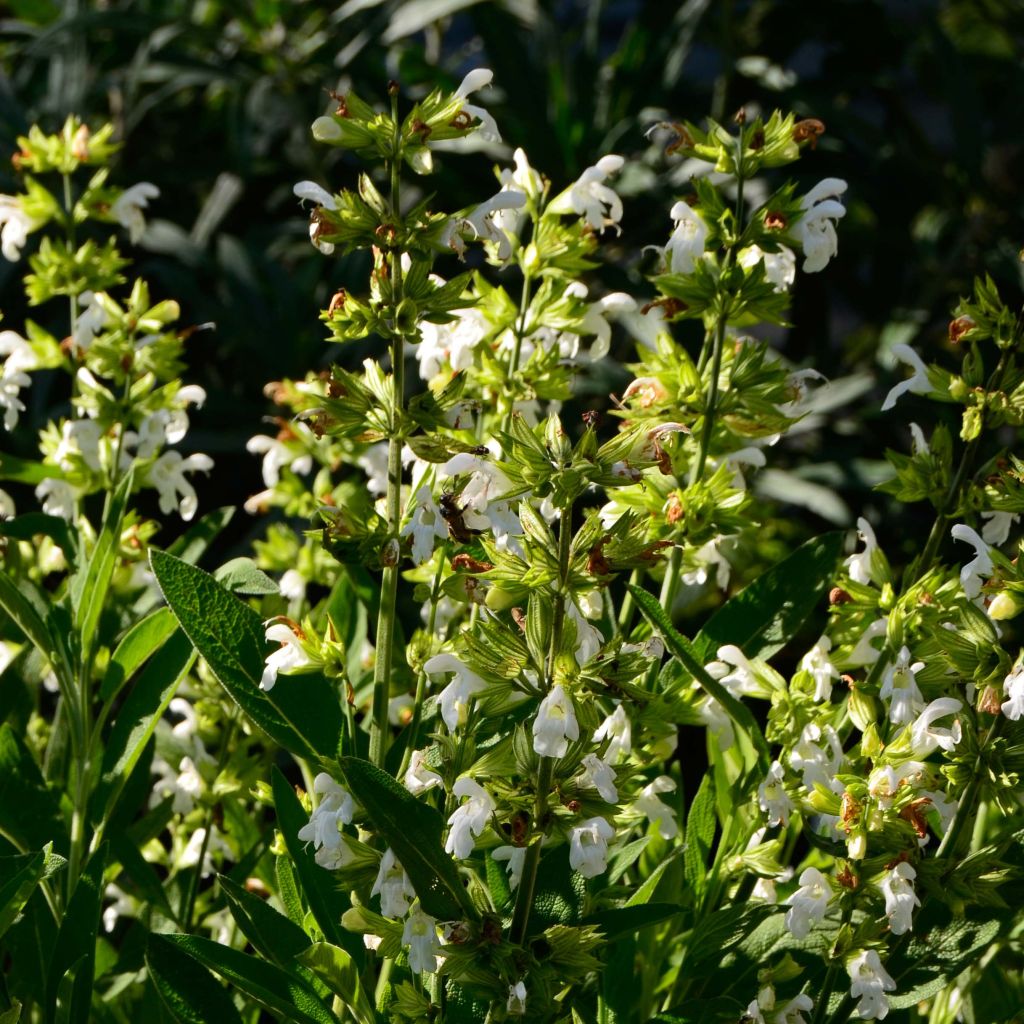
2,0,1023,560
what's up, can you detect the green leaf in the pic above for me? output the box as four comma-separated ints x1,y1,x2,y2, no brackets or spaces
692,532,843,662
0,723,64,852
94,628,195,826
146,933,244,1024
531,849,587,929
0,570,71,689
217,874,311,965
0,844,66,939
581,903,681,941
160,933,337,1024
150,548,343,760
626,850,682,908
70,468,134,658
98,607,179,703
214,557,279,596
683,775,716,900
270,768,361,961
0,453,58,485
296,943,376,1024
0,513,77,568
0,1001,22,1024
46,844,107,1024
628,585,771,774
339,757,478,922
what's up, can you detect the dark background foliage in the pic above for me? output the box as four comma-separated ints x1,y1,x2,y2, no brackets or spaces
2,0,1023,566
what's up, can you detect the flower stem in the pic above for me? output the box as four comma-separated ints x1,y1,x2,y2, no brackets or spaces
502,270,533,433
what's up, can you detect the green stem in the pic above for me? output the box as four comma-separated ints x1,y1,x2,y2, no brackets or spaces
369,97,407,770
63,172,77,340
502,271,533,433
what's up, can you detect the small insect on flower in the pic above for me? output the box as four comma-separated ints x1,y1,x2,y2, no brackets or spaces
438,490,482,544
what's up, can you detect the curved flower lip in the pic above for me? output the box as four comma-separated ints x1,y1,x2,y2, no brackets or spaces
294,180,338,210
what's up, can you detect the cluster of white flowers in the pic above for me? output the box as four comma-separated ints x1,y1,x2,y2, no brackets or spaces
297,773,356,870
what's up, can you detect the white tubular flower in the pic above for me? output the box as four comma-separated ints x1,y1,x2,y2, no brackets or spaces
722,445,768,491
846,618,888,667
492,845,526,889
55,418,104,472
0,328,36,373
355,442,388,496
446,778,495,860
297,772,355,869
867,761,927,809
910,697,963,756
279,569,306,604
294,179,338,254
879,646,925,725
738,244,797,292
35,477,77,521
569,816,615,878
72,291,107,351
442,189,527,260
403,903,443,975
758,761,794,828
784,867,832,939
401,486,449,566
801,636,840,702
664,200,708,274
950,524,993,599
846,950,896,1020
404,749,443,795
246,433,314,489
1001,664,1024,720
507,980,528,1016
681,537,732,590
881,344,932,412
146,450,213,521
880,862,920,936
532,684,580,758
775,995,815,1024
577,289,637,361
634,776,678,839
502,147,543,200
454,68,501,143
0,362,31,431
981,510,1018,546
112,182,159,243
0,193,40,260
705,644,760,697
793,177,847,273
371,848,416,918
417,307,489,380
180,825,231,877
261,621,313,691
549,155,625,233
579,753,618,803
594,705,631,762
565,597,603,665
789,722,844,792
424,653,488,732
847,517,882,585
0,489,14,517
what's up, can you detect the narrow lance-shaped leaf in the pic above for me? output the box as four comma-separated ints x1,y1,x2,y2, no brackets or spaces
339,756,479,922
0,844,66,940
146,933,244,1024
627,584,772,774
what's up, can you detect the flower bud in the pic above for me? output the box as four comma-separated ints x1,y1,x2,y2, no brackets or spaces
485,585,519,612
859,723,882,758
847,686,877,731
312,116,343,143
847,830,867,860
522,242,541,275
988,590,1024,621
381,537,400,567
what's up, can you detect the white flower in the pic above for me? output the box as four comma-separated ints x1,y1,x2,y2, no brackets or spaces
950,523,993,599
565,597,603,665
846,618,888,667
55,418,104,471
0,489,14,518
417,307,489,380
179,825,231,877
881,344,932,412
102,883,135,933
573,286,637,361
846,949,896,1020
404,749,443,795
879,646,925,725
722,446,768,491
680,536,732,589
784,867,832,939
0,328,36,373
594,705,631,762
909,697,962,756
0,361,31,431
371,848,416,918
297,773,355,870
549,155,624,233
424,652,488,732
1001,664,1024,720
758,761,794,828
280,569,306,603
579,753,618,803
453,68,501,143
112,182,159,243
981,510,1018,546
0,193,39,260
440,449,521,552
705,644,760,697
150,754,204,815
880,862,919,936
403,903,442,974
738,244,797,291
847,517,881,585
664,201,708,274
507,980,528,1016
568,816,614,878
501,147,543,200
145,450,213,521
442,189,527,260
801,636,840,702
72,291,107,351
261,621,313,691
35,477,77,520
867,761,927,809
634,776,678,839
246,433,314,488
492,845,526,889
793,177,847,273
789,722,844,792
401,486,449,565
446,776,495,857
532,684,579,758
294,180,338,210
